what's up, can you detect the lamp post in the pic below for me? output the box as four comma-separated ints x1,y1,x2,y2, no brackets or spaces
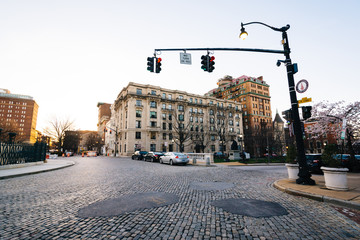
240,21,315,185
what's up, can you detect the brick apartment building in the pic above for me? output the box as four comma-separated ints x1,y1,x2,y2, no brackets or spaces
0,89,39,143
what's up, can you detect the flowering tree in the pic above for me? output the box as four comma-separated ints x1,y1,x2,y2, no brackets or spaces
307,101,360,169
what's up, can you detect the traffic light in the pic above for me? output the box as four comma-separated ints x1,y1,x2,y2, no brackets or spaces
302,106,312,120
201,55,208,71
209,56,215,72
155,57,162,73
282,109,293,121
147,57,154,72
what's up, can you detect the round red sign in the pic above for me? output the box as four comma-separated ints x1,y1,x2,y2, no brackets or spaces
296,79,309,93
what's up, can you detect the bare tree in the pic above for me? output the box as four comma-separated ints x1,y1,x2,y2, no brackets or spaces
171,110,192,152
85,132,102,152
43,117,75,154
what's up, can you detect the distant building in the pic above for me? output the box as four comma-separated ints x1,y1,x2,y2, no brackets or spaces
273,111,286,156
97,102,111,142
0,89,39,143
108,82,243,156
206,75,272,157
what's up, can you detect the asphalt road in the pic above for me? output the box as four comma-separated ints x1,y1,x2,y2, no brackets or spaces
0,156,359,239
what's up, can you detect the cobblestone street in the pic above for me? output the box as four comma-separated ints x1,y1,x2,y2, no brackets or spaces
1,156,359,239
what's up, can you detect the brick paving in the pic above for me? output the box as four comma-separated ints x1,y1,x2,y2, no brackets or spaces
0,156,359,239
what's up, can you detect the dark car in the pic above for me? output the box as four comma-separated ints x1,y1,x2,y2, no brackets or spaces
131,151,148,160
144,152,164,162
305,154,322,173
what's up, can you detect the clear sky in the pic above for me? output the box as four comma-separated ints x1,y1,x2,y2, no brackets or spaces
1,0,359,131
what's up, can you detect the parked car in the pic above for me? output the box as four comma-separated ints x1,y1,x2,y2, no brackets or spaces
160,152,189,165
144,152,164,162
131,151,148,160
305,154,322,173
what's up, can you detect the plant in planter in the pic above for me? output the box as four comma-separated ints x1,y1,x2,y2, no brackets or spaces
321,144,349,191
285,145,299,180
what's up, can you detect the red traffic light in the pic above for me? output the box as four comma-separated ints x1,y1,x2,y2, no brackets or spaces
157,58,162,63
210,56,215,61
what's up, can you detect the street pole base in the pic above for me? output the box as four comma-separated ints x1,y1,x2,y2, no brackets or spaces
296,177,316,185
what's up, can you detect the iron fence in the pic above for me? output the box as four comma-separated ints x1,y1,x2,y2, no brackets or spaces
0,142,46,166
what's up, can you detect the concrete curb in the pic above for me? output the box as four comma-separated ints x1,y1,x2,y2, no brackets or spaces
273,180,360,211
0,161,75,180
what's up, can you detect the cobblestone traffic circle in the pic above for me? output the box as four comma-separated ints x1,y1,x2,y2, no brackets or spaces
1,157,359,239
189,181,235,191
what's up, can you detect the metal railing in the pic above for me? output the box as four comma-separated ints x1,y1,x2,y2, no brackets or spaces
0,142,46,166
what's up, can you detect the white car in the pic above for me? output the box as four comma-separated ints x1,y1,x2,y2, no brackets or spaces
160,152,189,165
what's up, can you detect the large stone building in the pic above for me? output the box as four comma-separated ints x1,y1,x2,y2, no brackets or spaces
206,75,272,157
0,89,39,143
107,82,244,156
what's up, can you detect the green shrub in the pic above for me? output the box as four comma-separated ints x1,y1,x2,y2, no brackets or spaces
322,144,340,168
286,145,297,164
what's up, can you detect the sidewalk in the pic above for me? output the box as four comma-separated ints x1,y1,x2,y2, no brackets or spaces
218,161,360,210
0,159,75,180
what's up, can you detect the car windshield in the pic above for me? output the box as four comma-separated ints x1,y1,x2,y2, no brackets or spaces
305,155,321,161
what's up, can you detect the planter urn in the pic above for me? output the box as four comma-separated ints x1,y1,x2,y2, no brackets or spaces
320,167,349,191
285,163,299,180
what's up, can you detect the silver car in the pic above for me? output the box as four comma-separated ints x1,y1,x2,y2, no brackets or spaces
160,152,189,165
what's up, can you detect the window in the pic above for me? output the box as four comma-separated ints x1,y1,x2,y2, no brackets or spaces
211,145,215,151
151,121,157,127
178,114,184,121
169,133,173,140
210,109,214,115
168,114,172,120
136,110,142,118
162,103,166,110
168,94,172,100
162,93,166,99
136,121,141,128
162,113,166,120
178,105,184,111
210,118,214,124
189,98,193,103
190,116,193,122
168,104,172,110
150,111,157,118
150,144,156,151
136,88,142,95
199,99,202,104
189,107,193,113
178,95,183,100
229,120,234,126
169,123,172,130
151,90,156,95
151,132,156,139
163,122,166,130
136,132,141,139
136,100,142,107
211,135,215,141
163,133,167,140
200,117,203,123
150,101,157,108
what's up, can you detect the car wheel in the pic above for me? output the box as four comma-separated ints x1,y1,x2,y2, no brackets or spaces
170,160,173,166
160,159,163,164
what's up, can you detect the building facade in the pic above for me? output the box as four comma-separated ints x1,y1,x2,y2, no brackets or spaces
206,75,272,157
0,89,39,143
97,102,111,141
109,82,244,156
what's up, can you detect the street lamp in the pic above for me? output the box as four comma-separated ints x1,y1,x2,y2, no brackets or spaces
240,21,315,185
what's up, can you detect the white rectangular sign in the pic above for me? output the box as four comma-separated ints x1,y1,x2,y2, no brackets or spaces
180,53,192,65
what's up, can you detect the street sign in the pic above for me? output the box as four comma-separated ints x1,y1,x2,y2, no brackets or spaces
296,79,309,93
180,53,192,65
298,97,312,104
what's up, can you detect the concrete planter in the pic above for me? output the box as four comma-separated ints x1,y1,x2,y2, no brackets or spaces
321,167,349,191
285,164,299,180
